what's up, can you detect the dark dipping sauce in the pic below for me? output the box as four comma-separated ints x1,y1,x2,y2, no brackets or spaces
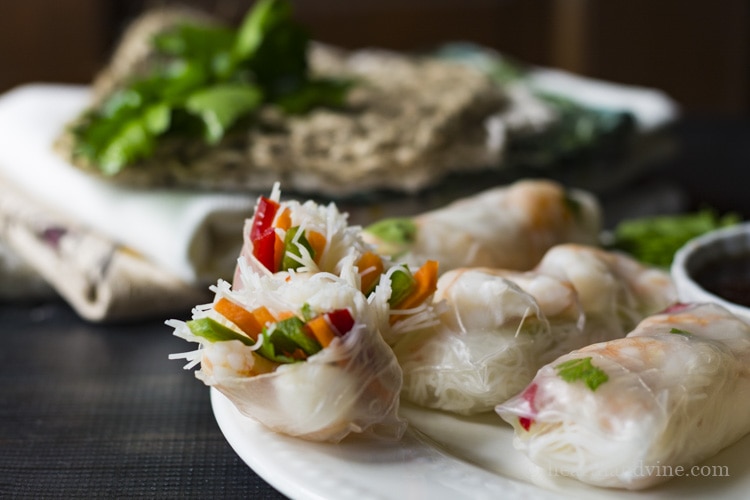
692,253,750,307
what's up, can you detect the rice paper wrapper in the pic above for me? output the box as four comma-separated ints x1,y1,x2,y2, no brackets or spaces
364,179,603,273
173,271,407,443
198,321,405,443
496,303,750,489
394,269,574,415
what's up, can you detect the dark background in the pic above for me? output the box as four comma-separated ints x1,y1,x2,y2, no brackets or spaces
1,0,748,117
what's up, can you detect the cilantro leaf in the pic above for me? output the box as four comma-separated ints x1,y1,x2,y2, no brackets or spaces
670,327,692,335
555,356,609,391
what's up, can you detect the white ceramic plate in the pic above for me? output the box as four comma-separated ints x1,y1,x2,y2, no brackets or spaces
211,389,750,500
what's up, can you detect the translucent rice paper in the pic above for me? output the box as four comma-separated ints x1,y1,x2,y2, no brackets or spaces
497,303,750,490
534,243,677,342
392,243,676,416
366,179,602,273
393,268,584,415
172,271,406,443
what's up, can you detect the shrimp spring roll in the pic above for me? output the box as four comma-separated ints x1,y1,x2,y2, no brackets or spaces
363,179,602,273
496,303,750,490
394,268,583,415
168,266,406,443
394,245,676,415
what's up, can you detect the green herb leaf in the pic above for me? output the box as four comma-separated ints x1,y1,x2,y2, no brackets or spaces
608,209,741,268
275,78,353,114
72,0,352,175
669,327,692,335
233,0,292,61
154,23,235,63
364,218,418,257
185,83,263,143
555,356,609,391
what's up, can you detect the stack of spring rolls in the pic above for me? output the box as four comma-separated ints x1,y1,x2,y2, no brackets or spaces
170,177,750,492
170,178,609,442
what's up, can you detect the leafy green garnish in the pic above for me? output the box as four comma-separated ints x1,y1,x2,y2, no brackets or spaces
184,83,263,143
364,218,418,257
73,0,352,174
608,209,741,268
555,356,609,391
669,327,692,335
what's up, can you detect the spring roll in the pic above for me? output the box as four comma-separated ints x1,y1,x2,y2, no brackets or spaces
496,303,750,490
168,266,406,443
394,268,583,415
394,245,676,415
363,179,601,273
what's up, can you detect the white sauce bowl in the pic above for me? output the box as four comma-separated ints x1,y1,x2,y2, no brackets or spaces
671,222,750,322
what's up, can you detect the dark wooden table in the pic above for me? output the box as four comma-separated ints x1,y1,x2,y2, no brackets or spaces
1,116,747,498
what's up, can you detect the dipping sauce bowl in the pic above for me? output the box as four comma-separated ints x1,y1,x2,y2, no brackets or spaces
671,222,750,322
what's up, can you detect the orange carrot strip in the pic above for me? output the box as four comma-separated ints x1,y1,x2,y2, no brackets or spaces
394,260,439,310
306,230,327,263
275,207,292,231
305,316,337,348
357,251,384,294
251,306,276,327
215,298,267,340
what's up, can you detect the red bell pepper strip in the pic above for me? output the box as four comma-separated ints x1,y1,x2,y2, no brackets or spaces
250,196,280,242
252,227,277,272
326,308,355,336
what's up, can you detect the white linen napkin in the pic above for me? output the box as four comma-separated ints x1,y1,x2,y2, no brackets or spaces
0,84,258,285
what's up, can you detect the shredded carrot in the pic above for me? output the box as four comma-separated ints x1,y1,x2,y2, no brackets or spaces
393,260,439,310
306,230,327,263
214,298,273,341
357,251,384,294
275,207,292,231
305,316,337,347
273,232,284,272
276,310,295,321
